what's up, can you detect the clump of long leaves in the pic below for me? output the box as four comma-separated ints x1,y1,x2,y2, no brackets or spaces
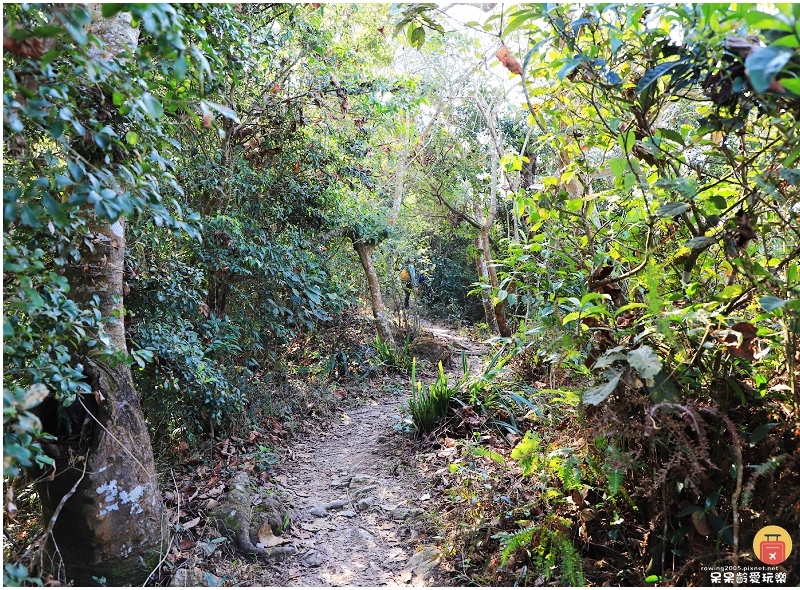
408,358,454,433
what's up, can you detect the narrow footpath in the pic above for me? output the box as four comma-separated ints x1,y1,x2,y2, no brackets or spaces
260,321,486,587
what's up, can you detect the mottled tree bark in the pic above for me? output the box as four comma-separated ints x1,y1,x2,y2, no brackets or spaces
37,8,168,585
473,91,513,337
474,237,499,333
354,242,395,346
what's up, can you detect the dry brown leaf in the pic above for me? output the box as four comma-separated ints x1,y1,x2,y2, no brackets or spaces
571,490,586,509
206,485,224,498
691,511,712,536
182,516,201,530
258,522,291,547
178,539,196,551
495,46,523,75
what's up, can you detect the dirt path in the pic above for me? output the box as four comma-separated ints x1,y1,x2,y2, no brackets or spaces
261,321,487,587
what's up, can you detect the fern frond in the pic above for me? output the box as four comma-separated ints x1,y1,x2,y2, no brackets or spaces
742,454,788,506
494,525,539,565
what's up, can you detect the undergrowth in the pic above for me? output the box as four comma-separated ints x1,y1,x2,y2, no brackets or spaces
407,358,455,433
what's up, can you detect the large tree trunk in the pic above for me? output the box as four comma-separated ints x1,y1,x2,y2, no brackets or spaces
36,8,168,585
354,242,395,346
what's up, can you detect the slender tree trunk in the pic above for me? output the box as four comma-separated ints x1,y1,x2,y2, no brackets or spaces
473,91,513,337
354,242,395,346
480,226,512,337
37,9,168,585
475,237,499,333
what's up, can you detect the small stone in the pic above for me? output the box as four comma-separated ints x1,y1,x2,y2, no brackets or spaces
352,484,378,499
324,500,347,510
330,477,351,489
391,507,411,520
309,506,327,517
376,435,386,443
338,510,356,517
301,550,324,568
407,546,441,581
391,506,423,520
356,496,374,511
349,474,375,487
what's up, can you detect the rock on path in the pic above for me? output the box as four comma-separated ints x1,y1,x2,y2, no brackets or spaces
261,394,441,587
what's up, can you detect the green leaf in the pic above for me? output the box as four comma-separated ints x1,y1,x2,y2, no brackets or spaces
141,93,164,119
627,345,662,381
173,54,188,81
717,284,743,300
583,376,620,406
647,369,679,402
41,192,67,226
676,505,702,518
657,127,684,145
656,202,690,218
32,25,65,38
608,157,626,181
772,34,800,48
744,10,793,32
685,235,717,249
204,101,239,123
125,131,139,145
760,295,786,311
101,4,129,18
745,45,794,93
636,59,688,94
709,195,727,209
653,177,697,199
112,92,125,106
780,77,800,94
20,205,41,228
472,446,507,466
410,26,426,50
511,431,542,476
557,57,582,80
502,9,536,37
749,422,778,446
619,129,635,153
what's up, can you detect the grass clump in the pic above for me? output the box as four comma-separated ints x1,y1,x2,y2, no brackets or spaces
408,358,454,434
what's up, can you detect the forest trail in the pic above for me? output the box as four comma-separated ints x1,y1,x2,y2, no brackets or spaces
261,320,487,587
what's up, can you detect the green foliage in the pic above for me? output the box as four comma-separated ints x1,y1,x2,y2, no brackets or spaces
374,335,413,373
2,2,224,474
510,431,542,477
493,516,585,586
408,359,455,433
3,563,41,587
